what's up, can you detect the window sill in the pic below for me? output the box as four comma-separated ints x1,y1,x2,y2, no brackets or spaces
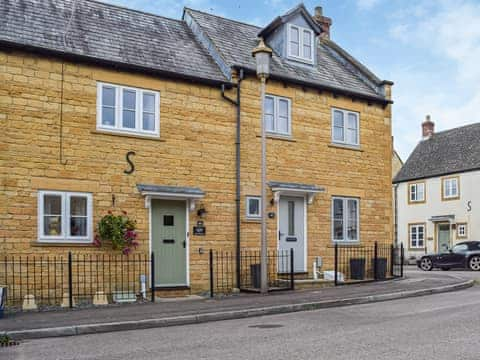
256,134,296,142
92,130,165,142
328,143,363,152
32,241,94,247
327,242,361,247
408,248,426,251
243,218,262,224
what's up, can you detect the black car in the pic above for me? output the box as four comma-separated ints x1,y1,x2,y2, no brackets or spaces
417,241,480,271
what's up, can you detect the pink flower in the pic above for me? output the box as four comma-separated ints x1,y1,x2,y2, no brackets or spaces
93,235,101,247
132,240,139,248
122,247,132,256
107,210,112,215
122,210,128,215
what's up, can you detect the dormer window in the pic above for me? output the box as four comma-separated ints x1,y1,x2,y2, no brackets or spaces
287,24,314,63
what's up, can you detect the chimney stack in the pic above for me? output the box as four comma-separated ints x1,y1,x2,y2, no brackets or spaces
422,115,435,139
313,6,332,40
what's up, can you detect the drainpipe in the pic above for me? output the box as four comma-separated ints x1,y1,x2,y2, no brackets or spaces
221,69,244,289
393,183,398,247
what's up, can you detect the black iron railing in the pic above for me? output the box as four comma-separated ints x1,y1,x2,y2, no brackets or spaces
334,242,404,285
0,252,153,310
209,248,294,296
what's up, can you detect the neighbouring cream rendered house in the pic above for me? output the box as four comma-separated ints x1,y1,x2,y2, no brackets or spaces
394,117,480,261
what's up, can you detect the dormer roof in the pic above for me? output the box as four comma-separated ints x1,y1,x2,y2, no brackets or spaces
258,3,321,38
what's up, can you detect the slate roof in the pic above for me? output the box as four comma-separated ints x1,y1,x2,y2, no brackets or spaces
393,123,480,183
0,0,227,84
184,8,389,103
0,0,389,103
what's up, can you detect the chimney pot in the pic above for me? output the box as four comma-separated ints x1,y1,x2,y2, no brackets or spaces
422,115,435,139
313,5,332,40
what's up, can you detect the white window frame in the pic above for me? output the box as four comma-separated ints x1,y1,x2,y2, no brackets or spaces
443,178,459,199
96,82,160,138
457,224,467,238
38,191,93,243
246,196,261,219
264,95,292,136
287,24,315,64
331,108,360,146
409,183,425,203
331,197,360,243
409,224,425,249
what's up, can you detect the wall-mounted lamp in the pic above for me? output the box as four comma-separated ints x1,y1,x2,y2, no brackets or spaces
197,206,207,218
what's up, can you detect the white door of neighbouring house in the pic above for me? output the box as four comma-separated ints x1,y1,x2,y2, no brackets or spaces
278,196,305,272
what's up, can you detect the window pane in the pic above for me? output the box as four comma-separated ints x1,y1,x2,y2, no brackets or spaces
44,216,62,236
143,113,155,131
417,184,424,200
290,27,299,56
248,198,260,217
102,107,115,126
303,30,312,59
265,97,274,115
143,93,155,112
346,128,358,145
70,217,87,237
288,201,295,236
123,110,135,129
333,111,344,127
123,90,136,109
277,100,289,132
347,200,358,241
44,195,62,215
333,199,344,240
264,114,274,132
333,127,344,142
102,86,115,107
347,114,357,129
70,196,87,216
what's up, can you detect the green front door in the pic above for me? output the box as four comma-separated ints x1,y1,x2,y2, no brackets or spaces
438,224,451,253
151,199,187,286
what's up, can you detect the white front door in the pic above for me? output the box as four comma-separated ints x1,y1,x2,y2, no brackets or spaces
278,196,305,272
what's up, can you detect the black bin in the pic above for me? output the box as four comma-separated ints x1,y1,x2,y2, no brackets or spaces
250,264,261,289
350,258,366,280
373,258,387,280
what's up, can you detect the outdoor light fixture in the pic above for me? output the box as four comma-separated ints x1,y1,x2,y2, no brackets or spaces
252,38,272,294
197,206,207,218
252,38,272,79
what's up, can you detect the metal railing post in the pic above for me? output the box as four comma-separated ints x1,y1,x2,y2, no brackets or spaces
374,242,378,281
150,252,155,303
209,249,214,298
68,252,73,308
290,248,295,291
334,243,338,286
390,244,395,277
400,243,404,278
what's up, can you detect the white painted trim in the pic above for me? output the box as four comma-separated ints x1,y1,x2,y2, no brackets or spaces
331,108,360,146
271,187,325,205
37,190,93,244
96,82,160,138
286,23,315,64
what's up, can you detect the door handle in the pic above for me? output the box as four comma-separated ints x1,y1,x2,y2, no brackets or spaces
183,241,186,248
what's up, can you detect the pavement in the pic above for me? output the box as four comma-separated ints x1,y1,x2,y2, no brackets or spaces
0,267,475,340
2,268,480,360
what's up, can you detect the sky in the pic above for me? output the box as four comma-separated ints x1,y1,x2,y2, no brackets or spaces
103,0,480,161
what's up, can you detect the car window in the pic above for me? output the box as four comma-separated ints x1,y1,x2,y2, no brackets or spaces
453,244,469,253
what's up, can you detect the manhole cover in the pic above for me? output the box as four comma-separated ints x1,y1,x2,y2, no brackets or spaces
248,324,284,329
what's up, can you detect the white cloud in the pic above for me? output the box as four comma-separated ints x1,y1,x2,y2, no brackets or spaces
389,0,480,159
356,0,381,10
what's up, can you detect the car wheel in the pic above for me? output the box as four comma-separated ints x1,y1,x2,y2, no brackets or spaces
440,267,451,271
469,256,480,271
420,257,433,271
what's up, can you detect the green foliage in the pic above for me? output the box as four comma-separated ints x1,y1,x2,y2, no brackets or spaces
96,211,138,254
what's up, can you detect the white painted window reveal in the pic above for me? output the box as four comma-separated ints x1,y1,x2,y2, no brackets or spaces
332,197,359,242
